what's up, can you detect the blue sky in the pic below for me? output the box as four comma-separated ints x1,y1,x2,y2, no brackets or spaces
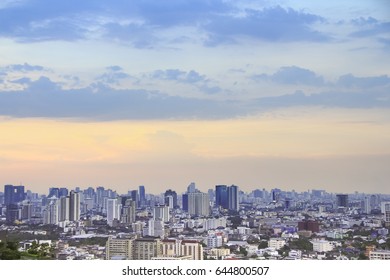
0,0,389,194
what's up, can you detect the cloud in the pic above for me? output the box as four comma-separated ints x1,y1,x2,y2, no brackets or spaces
253,66,325,86
1,73,389,120
3,63,45,72
150,69,205,83
204,6,328,46
0,1,329,47
350,17,390,37
337,74,390,88
149,69,221,94
0,76,238,120
0,0,229,44
96,66,133,85
254,89,390,109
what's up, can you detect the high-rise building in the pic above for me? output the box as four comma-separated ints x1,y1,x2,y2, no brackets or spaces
164,189,178,209
4,185,25,223
20,200,32,221
4,185,25,206
182,193,188,212
43,197,59,225
48,188,59,198
121,199,136,225
336,194,349,208
96,186,105,211
215,185,228,209
107,198,121,226
153,205,170,222
146,219,165,237
187,182,197,193
59,196,69,222
138,186,146,207
69,191,81,221
228,185,239,211
187,192,210,217
364,196,371,214
58,188,68,198
129,190,138,208
381,202,390,227
215,185,239,211
0,192,4,205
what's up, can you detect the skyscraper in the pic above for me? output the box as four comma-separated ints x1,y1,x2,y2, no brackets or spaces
228,185,239,211
59,195,70,222
153,205,170,222
336,194,349,208
129,190,138,208
121,198,136,225
215,185,239,211
187,192,210,217
187,182,197,193
182,193,188,212
4,185,25,223
164,189,178,209
4,185,25,205
107,198,120,226
69,191,81,221
139,185,146,207
215,185,228,209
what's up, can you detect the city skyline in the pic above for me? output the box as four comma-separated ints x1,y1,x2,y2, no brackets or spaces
1,1,389,194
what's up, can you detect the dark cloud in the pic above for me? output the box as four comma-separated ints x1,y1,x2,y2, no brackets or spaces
253,66,325,86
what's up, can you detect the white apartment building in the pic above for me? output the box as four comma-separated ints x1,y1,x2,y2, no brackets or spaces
311,239,334,252
268,238,286,250
369,250,390,260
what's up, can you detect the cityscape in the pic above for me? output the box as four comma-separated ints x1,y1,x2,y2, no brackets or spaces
1,183,390,260
0,0,389,268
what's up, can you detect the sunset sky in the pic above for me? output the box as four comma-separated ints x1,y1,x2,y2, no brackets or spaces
0,0,389,194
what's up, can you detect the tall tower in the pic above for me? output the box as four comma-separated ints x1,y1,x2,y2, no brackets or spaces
59,195,70,222
215,185,228,209
381,202,390,227
138,185,146,207
164,189,177,209
69,191,81,221
121,198,136,225
228,185,239,211
107,198,120,226
336,194,349,208
187,192,210,217
215,185,239,211
4,185,25,223
4,185,25,205
153,205,170,222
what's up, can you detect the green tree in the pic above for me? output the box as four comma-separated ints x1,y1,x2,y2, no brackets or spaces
258,241,268,249
0,241,21,260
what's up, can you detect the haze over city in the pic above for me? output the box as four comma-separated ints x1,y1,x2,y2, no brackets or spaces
0,0,389,194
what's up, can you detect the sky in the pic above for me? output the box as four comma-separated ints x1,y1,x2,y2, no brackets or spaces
0,0,389,195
